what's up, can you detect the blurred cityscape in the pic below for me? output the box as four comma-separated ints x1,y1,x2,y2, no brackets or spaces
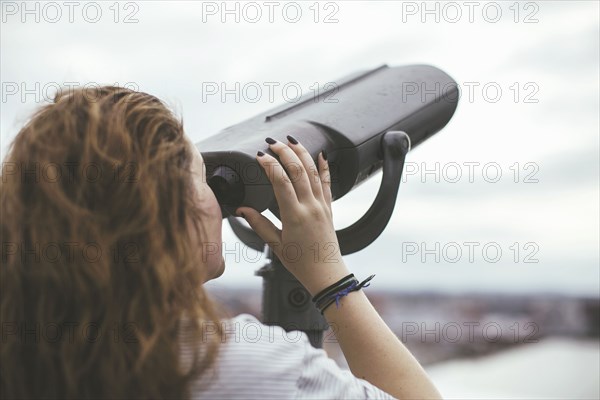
206,286,600,367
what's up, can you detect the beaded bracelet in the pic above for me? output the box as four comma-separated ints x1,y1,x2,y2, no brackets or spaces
312,274,376,314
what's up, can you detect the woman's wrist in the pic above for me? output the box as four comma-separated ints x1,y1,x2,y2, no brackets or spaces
299,261,351,297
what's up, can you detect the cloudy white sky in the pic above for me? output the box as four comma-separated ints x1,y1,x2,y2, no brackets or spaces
1,0,598,295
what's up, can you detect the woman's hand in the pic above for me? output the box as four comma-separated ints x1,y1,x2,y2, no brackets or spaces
235,135,350,296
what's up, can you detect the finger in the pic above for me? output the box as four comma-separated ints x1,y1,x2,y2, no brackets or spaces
265,138,313,202
319,151,332,208
236,207,282,249
257,151,299,210
285,135,324,201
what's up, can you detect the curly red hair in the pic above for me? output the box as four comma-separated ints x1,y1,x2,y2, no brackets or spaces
1,86,222,399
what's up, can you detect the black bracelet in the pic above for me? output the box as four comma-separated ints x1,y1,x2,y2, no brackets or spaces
311,273,356,306
316,274,376,314
314,278,358,311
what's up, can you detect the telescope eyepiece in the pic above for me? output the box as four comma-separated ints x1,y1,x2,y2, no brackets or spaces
208,166,244,208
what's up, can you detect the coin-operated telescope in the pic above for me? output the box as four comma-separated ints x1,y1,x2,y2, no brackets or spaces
198,64,459,347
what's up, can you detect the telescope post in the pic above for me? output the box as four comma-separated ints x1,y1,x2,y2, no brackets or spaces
255,249,328,348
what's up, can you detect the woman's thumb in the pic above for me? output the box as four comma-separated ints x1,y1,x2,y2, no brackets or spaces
235,207,281,245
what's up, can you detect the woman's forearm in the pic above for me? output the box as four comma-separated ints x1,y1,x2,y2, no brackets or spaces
323,278,442,400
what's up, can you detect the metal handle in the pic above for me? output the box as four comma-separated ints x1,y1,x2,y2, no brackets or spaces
336,131,410,254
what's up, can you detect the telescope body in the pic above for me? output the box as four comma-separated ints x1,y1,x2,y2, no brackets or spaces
198,64,459,216
198,64,460,346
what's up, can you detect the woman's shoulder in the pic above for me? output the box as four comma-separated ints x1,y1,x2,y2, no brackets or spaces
189,313,309,399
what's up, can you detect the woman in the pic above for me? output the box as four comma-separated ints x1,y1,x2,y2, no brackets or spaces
0,86,441,399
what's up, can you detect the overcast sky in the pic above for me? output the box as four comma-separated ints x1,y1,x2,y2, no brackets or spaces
1,1,598,295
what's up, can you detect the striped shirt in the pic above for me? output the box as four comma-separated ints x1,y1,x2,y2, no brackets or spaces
182,313,396,399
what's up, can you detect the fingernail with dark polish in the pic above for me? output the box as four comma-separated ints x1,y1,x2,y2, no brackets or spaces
265,137,276,145
322,149,328,161
287,135,299,145
257,151,265,157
